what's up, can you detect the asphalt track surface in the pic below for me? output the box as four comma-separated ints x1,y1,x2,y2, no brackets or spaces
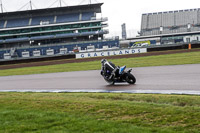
0,64,200,95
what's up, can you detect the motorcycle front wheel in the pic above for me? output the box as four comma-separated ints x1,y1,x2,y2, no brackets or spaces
126,73,136,84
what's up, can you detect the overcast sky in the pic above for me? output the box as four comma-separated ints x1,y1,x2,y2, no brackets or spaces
1,0,200,38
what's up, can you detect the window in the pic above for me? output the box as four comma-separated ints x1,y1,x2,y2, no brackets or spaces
186,38,190,43
187,23,191,29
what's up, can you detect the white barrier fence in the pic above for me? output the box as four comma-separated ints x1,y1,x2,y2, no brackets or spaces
76,48,147,59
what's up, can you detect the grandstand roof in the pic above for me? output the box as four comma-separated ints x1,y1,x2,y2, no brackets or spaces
0,3,103,19
142,8,200,15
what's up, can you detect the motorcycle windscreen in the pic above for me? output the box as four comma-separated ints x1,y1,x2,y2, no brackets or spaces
119,66,126,74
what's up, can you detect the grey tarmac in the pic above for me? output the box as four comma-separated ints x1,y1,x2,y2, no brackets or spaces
0,64,200,95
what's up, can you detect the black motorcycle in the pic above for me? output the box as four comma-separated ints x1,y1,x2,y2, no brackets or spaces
101,64,136,85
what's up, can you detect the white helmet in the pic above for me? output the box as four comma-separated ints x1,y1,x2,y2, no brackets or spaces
101,59,106,64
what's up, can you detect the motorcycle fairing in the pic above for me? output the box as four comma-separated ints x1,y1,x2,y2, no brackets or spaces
119,66,126,75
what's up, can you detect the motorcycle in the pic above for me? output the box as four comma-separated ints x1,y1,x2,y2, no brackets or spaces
101,63,136,85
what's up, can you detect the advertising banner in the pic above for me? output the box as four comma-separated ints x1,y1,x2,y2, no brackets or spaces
4,53,11,59
22,51,30,58
76,48,147,59
46,49,54,55
33,51,41,57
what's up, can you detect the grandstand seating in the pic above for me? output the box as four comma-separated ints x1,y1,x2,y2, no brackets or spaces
5,37,29,43
0,20,4,28
7,18,29,28
141,8,200,36
30,35,54,40
0,30,106,44
0,11,98,31
82,12,94,21
56,33,77,38
0,12,95,29
0,3,109,61
31,16,54,26
54,31,104,38
56,13,79,23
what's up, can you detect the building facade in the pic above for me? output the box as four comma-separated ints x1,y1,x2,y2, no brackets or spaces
141,8,200,36
125,8,200,48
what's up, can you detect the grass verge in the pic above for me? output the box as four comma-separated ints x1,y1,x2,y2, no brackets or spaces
0,51,200,76
0,92,199,133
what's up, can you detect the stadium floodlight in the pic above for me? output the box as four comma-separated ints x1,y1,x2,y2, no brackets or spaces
17,0,37,11
59,0,62,7
0,0,3,13
48,0,68,8
0,0,6,13
79,0,99,5
30,0,32,10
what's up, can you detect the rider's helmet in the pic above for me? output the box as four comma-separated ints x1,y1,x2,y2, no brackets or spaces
101,59,106,64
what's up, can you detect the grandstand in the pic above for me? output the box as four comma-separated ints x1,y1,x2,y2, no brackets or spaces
127,8,200,47
0,3,119,60
140,8,200,36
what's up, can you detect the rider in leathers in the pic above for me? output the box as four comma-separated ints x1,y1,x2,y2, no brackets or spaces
101,59,117,80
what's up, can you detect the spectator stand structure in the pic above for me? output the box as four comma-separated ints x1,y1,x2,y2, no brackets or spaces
121,8,200,49
0,2,119,61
